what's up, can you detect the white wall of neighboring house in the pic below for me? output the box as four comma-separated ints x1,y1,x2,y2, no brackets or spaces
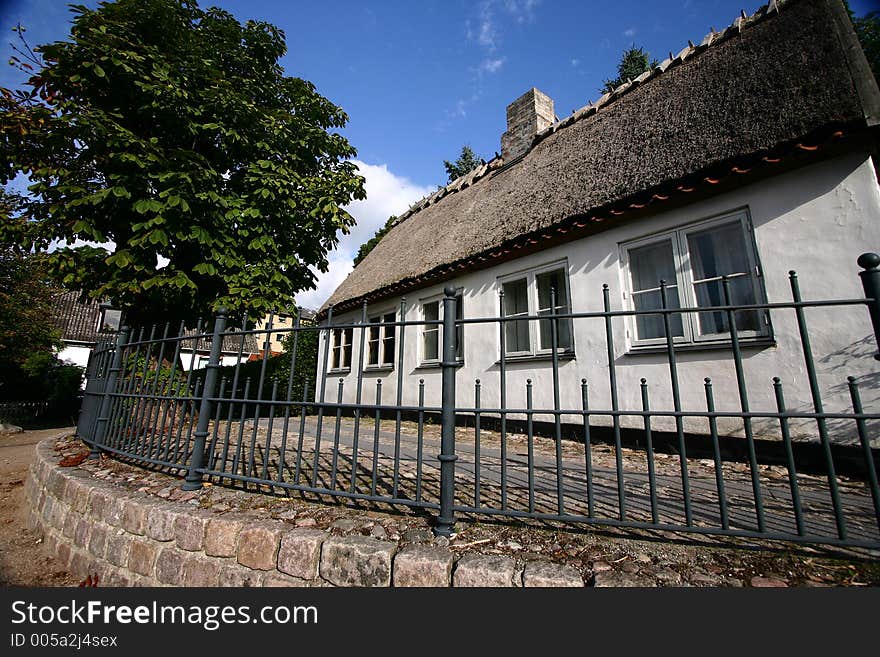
178,351,250,371
316,151,880,445
58,344,92,371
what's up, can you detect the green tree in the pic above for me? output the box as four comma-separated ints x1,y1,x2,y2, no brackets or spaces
443,145,482,183
601,46,659,94
0,246,60,371
1,0,366,328
353,215,396,267
846,1,879,85
0,246,82,415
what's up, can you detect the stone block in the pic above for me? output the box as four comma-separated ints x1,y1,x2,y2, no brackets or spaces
87,488,112,518
593,571,657,587
104,531,132,567
453,554,517,587
237,523,283,570
68,479,90,513
264,574,311,587
219,563,266,587
46,468,67,499
393,546,454,587
320,536,395,587
522,561,583,587
174,513,208,552
56,540,72,568
87,523,109,558
120,499,147,535
145,504,178,542
104,495,128,527
128,538,159,577
155,547,187,585
183,555,221,587
61,510,79,541
73,517,91,548
277,529,325,580
204,516,243,558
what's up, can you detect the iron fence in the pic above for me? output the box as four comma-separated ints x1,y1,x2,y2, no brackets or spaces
77,254,880,549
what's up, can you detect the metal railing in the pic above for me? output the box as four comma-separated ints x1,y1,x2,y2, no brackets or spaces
76,254,880,549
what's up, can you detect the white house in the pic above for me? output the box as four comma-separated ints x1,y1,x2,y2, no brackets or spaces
316,0,880,445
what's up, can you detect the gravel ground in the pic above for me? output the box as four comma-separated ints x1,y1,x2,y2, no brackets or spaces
0,428,80,586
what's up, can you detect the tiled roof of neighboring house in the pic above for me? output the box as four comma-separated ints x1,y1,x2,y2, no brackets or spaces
322,0,880,316
50,291,113,345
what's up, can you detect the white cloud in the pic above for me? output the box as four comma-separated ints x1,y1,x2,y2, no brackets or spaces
294,160,433,311
570,58,580,67
624,27,636,38
477,57,505,75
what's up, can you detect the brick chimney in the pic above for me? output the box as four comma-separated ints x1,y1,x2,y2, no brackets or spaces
501,88,555,162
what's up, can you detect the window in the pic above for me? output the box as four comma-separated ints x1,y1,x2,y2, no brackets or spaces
499,263,573,357
420,293,464,365
367,311,396,368
621,210,769,347
330,327,353,371
98,307,122,333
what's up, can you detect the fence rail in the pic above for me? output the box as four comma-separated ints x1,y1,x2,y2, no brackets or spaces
76,254,880,550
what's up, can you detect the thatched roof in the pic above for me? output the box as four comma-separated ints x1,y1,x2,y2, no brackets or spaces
322,0,880,316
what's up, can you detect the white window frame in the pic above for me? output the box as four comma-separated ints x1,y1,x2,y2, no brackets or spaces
619,208,770,349
497,260,574,358
418,291,465,366
365,309,397,370
329,326,353,372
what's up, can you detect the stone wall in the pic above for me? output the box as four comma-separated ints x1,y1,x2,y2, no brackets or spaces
26,439,584,587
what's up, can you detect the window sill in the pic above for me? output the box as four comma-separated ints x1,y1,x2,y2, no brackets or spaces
328,368,351,375
415,361,465,370
494,351,577,365
625,338,776,356
364,365,395,372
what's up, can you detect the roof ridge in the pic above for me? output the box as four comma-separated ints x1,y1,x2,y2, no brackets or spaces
388,0,792,230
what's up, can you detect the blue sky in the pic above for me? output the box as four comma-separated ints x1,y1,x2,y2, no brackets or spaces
2,0,877,308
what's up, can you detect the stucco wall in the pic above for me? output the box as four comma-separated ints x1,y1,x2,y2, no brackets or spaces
318,152,880,444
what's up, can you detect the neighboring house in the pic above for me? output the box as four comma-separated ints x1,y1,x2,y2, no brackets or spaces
318,0,880,443
252,308,316,359
51,291,122,369
51,291,259,371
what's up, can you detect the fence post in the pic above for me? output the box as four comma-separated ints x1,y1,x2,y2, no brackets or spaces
90,328,129,459
858,252,880,360
435,286,458,537
183,308,227,491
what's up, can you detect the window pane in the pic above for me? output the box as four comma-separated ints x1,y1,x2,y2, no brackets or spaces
502,278,530,353
629,240,676,292
536,269,568,310
633,287,684,340
343,328,353,368
101,309,122,332
536,269,572,350
368,319,380,365
694,277,760,335
382,316,395,366
332,329,341,369
423,302,439,361
687,221,760,335
423,328,438,361
503,279,529,315
687,221,749,281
